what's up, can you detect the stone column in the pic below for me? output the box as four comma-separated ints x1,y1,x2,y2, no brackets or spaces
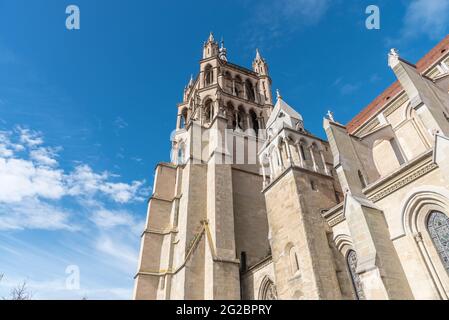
309,146,318,172
276,148,284,171
269,155,275,180
284,139,293,166
320,150,330,175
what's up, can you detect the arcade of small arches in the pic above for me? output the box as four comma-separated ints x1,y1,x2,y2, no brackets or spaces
201,63,266,104
177,98,266,135
260,135,331,187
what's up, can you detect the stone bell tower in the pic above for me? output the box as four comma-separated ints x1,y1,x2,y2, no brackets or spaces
258,92,343,299
134,33,274,300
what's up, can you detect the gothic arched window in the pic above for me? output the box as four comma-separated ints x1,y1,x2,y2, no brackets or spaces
204,100,213,123
347,250,365,300
204,65,213,86
245,80,255,102
427,211,449,274
234,76,243,98
249,110,259,133
259,277,278,300
180,108,188,129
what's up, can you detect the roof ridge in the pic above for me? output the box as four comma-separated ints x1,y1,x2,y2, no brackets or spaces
346,34,449,134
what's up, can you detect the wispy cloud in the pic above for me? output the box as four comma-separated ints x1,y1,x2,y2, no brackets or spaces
331,77,359,96
403,0,449,40
388,0,449,45
239,0,330,49
113,117,128,129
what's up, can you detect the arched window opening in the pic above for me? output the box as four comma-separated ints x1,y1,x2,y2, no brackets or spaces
300,144,307,160
177,144,185,165
204,100,213,123
427,211,449,274
237,107,246,130
204,65,213,86
235,76,243,98
245,80,255,102
358,170,367,189
259,277,277,300
250,110,259,133
180,108,188,129
347,250,366,300
224,72,233,94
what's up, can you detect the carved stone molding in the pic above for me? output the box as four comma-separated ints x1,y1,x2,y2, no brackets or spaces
370,163,438,202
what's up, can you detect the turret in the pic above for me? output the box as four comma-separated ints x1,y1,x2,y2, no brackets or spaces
203,32,219,59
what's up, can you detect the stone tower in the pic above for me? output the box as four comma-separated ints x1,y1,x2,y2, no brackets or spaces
134,33,274,300
258,92,343,299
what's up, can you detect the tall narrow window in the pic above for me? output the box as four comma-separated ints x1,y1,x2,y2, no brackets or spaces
204,65,213,86
347,250,365,300
300,144,307,160
250,110,259,133
245,80,255,102
180,108,188,129
290,247,300,275
358,170,367,189
427,211,449,274
204,100,213,123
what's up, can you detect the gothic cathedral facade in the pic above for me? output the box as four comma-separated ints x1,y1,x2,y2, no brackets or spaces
134,33,449,300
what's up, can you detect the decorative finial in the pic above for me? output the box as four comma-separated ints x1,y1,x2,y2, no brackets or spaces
389,48,399,57
188,74,194,87
276,89,282,100
388,48,400,67
326,110,335,122
219,37,227,61
208,32,214,42
256,48,261,60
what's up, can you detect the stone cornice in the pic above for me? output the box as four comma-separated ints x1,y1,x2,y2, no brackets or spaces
365,151,437,202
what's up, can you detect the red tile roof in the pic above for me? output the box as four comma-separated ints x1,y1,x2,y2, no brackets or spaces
346,34,449,134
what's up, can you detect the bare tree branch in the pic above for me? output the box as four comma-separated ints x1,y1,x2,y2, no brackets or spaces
9,281,33,300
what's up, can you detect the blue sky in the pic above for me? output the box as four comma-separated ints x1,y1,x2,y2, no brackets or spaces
0,0,448,299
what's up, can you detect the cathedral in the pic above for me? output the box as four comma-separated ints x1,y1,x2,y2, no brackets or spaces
133,33,449,300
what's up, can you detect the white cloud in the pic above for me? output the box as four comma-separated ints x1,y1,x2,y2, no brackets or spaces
0,158,65,203
66,165,146,203
17,126,43,148
401,0,449,40
0,125,148,231
0,197,74,231
30,147,59,167
90,209,142,234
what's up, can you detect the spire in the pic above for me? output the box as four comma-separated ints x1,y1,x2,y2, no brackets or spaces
188,74,194,87
255,48,262,60
253,48,268,76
